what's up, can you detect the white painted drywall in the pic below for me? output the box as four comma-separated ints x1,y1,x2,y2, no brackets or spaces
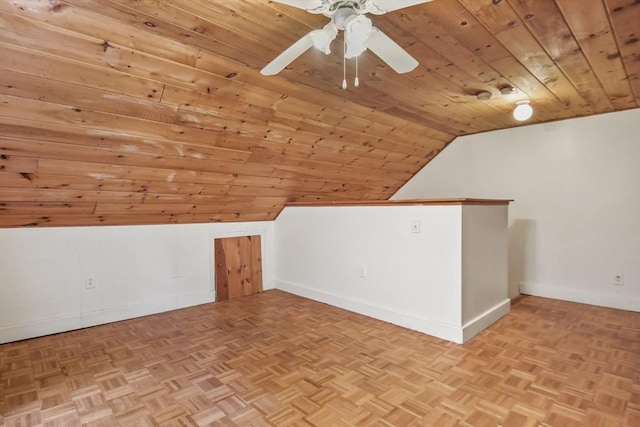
393,109,640,311
460,205,509,337
0,221,275,343
275,204,510,343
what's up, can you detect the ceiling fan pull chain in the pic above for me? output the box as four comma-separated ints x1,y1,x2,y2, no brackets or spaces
342,37,348,89
354,55,360,87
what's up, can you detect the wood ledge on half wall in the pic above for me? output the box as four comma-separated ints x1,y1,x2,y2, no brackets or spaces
284,198,513,208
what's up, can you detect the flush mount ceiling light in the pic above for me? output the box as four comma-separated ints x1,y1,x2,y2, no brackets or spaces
513,100,533,121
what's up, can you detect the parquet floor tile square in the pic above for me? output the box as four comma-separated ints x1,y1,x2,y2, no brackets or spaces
1,290,638,426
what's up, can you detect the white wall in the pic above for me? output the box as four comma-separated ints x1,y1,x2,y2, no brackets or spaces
0,221,275,343
461,205,508,326
393,109,640,311
275,204,510,343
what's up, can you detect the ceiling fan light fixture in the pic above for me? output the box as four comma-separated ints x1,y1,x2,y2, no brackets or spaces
262,0,431,77
513,100,533,121
345,15,372,58
310,22,338,54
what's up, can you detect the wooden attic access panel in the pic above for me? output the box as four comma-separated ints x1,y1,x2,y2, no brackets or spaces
214,235,263,302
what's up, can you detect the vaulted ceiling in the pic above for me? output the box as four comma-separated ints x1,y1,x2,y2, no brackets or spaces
0,0,638,227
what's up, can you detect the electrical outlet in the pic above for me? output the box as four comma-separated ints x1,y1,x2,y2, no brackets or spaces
85,275,96,289
614,274,624,286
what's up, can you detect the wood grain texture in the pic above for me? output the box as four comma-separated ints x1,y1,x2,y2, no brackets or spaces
215,235,263,302
1,291,638,426
0,0,638,227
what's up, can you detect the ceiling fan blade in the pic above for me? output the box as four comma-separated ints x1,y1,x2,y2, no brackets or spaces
367,27,418,74
261,33,316,76
270,0,326,13
368,0,433,14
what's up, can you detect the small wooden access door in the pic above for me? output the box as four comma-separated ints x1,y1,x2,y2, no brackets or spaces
214,235,263,302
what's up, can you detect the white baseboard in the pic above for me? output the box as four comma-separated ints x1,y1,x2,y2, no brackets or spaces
519,282,640,312
462,299,511,342
0,291,215,344
276,279,507,344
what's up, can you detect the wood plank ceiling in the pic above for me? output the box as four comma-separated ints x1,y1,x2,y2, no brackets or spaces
0,0,638,227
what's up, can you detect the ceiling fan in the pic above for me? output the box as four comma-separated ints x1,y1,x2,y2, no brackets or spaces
261,0,433,83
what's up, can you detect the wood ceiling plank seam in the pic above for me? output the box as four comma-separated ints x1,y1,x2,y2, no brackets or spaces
158,70,447,157
350,19,506,124
493,28,594,115
223,187,381,203
235,74,456,143
97,0,281,70
406,1,514,66
481,0,595,115
505,0,615,114
245,148,421,177
265,93,453,143
270,109,448,150
455,0,592,118
0,137,271,179
603,0,640,103
256,0,329,31
0,42,165,102
0,212,278,228
0,117,253,163
92,202,277,216
0,188,146,204
0,0,201,66
425,0,573,121
206,52,456,141
555,0,637,110
34,158,236,186
377,14,525,124
368,73,511,132
60,0,264,70
265,114,443,158
168,0,315,50
26,156,377,193
171,102,442,162
0,201,97,215
0,171,231,196
0,107,279,179
352,9,564,129
0,12,240,95
1,69,180,125
487,55,578,120
257,157,415,185
261,126,438,161
160,80,447,156
256,151,416,182
0,95,235,148
434,0,572,117
0,155,39,173
269,166,404,188
387,8,507,88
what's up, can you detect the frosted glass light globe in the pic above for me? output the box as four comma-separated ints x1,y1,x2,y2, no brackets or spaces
513,100,533,121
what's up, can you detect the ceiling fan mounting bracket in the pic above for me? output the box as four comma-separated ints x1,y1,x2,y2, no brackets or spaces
328,0,363,13
332,3,359,30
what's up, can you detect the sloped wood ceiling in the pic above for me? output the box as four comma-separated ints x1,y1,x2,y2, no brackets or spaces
0,0,638,227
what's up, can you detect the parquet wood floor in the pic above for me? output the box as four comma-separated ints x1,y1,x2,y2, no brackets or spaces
1,291,638,427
